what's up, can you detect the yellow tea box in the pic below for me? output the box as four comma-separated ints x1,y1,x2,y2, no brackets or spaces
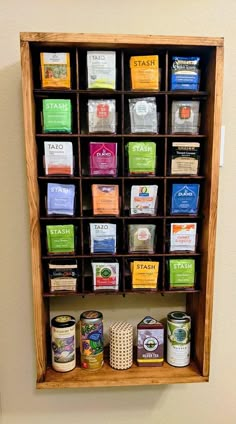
92,184,119,216
131,261,159,289
130,55,159,90
40,53,71,88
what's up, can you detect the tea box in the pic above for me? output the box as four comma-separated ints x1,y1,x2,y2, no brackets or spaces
137,316,164,367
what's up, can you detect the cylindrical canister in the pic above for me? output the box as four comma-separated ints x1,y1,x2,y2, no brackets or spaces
167,311,191,367
109,321,133,370
80,310,103,370
51,315,76,372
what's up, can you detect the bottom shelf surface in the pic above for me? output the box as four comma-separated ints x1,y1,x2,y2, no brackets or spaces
37,359,207,389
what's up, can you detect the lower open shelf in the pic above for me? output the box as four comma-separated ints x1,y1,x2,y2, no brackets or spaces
37,359,207,389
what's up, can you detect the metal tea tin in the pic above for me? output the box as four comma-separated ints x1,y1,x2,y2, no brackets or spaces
167,311,191,367
51,315,76,372
80,310,103,370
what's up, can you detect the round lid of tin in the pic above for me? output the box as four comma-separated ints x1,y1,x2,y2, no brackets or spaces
80,310,103,322
51,315,76,328
167,311,190,323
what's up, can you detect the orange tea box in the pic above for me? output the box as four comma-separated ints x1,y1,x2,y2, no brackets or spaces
40,53,71,88
130,55,159,90
92,185,119,216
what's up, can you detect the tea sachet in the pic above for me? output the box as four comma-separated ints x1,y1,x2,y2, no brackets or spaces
40,52,71,89
169,259,195,288
171,184,200,215
92,262,119,290
46,225,75,254
170,142,200,175
127,141,156,175
131,261,159,289
87,51,116,89
128,224,156,253
92,184,119,215
130,185,158,216
89,142,117,176
42,99,72,133
88,99,116,133
171,100,200,134
47,183,75,216
90,223,116,254
130,55,159,90
129,97,159,133
44,141,73,175
170,223,197,252
171,56,200,91
48,260,78,292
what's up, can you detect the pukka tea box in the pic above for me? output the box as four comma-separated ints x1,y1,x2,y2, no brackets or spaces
171,184,200,215
89,142,117,176
40,52,71,89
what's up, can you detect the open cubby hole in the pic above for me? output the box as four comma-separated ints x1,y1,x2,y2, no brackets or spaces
34,92,78,134
123,178,165,217
30,45,78,90
81,178,123,217
78,48,122,91
123,48,167,92
80,136,123,177
40,219,81,257
124,138,165,177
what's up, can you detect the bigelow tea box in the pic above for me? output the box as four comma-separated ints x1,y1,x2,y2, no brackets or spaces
137,316,164,367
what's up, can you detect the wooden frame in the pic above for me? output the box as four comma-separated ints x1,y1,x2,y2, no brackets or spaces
20,32,223,389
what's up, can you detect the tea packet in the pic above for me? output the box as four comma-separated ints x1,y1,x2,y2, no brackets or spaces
47,183,75,216
89,142,117,176
42,99,72,133
44,141,73,175
171,100,200,134
171,184,200,215
129,97,159,133
46,225,75,254
90,223,116,254
130,185,158,216
170,223,197,252
131,261,159,289
127,141,156,175
92,262,119,290
128,224,156,253
87,51,116,89
171,56,200,91
170,142,200,175
92,184,119,216
48,260,78,292
169,259,195,288
130,55,159,90
40,52,71,89
88,99,116,133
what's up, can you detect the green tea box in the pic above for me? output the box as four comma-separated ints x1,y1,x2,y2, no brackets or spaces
169,259,195,288
42,99,72,133
127,141,156,175
46,225,75,254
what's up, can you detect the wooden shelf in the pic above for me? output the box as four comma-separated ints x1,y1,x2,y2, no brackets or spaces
20,32,223,389
37,359,207,389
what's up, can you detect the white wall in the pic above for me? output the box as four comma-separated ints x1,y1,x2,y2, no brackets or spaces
1,1,236,423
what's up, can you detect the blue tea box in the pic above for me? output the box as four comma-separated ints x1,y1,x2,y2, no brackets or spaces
171,184,200,214
171,56,200,91
47,183,75,216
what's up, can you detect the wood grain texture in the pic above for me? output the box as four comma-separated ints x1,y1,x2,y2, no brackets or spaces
20,32,224,47
20,40,47,382
37,360,207,389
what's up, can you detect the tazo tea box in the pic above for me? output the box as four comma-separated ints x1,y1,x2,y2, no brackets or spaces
130,185,158,216
48,261,78,292
90,223,116,254
129,97,159,133
92,262,119,291
40,52,71,89
46,225,75,254
171,184,200,215
137,317,164,367
87,51,116,89
44,141,73,176
92,184,119,216
171,142,200,175
127,141,156,175
169,259,195,288
42,99,72,133
171,56,200,91
170,223,197,252
130,55,159,90
171,100,200,134
47,183,75,216
131,261,159,289
88,99,116,133
89,142,117,176
129,224,156,253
